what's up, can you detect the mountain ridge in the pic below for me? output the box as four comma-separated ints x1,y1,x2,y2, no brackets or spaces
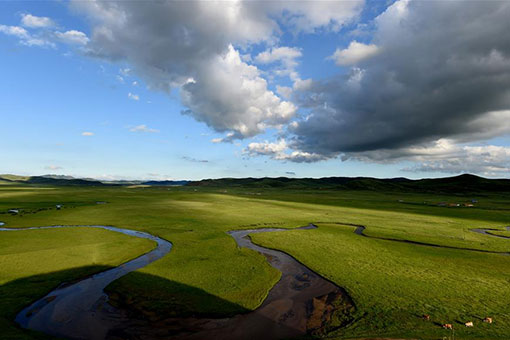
2,173,509,193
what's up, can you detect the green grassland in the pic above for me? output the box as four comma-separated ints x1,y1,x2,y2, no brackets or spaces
487,229,510,238
252,223,510,339
0,226,156,339
0,183,509,339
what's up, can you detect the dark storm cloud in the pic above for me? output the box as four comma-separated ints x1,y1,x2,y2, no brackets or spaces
291,0,510,158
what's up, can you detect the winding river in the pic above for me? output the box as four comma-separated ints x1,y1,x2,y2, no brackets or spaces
2,222,508,339
1,224,349,340
1,225,172,339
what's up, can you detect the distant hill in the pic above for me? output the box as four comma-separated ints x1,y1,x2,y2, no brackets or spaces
187,174,510,193
0,174,107,186
2,173,509,193
142,180,189,186
0,174,189,187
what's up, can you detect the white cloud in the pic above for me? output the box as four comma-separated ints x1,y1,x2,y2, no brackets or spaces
181,45,296,140
129,124,159,133
21,14,54,28
271,1,364,33
276,85,293,99
1,14,88,48
54,30,89,45
81,131,94,136
255,46,302,64
128,92,139,101
0,25,28,38
330,41,379,66
247,139,288,156
245,139,326,163
255,46,302,80
132,81,138,86
70,0,362,141
404,142,510,177
0,24,55,47
344,138,510,177
292,78,313,91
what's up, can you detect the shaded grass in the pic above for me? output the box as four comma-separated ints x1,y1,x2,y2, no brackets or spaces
0,227,155,339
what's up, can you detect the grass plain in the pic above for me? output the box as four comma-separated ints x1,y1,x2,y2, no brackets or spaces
0,226,156,339
0,183,509,339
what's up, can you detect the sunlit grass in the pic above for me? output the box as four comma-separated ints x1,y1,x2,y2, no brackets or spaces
0,184,509,339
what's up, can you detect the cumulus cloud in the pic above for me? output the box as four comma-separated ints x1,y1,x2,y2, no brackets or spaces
245,139,326,163
54,30,89,45
0,24,55,47
329,41,379,66
1,14,88,48
348,139,510,177
181,46,296,140
272,1,363,33
0,24,29,38
291,0,510,163
21,14,54,28
129,124,159,133
255,46,302,80
276,85,293,100
70,0,361,141
81,131,94,136
255,46,301,63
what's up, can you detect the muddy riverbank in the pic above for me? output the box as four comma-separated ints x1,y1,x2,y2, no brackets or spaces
3,224,353,340
107,224,354,340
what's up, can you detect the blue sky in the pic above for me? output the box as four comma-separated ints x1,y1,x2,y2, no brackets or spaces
1,1,509,180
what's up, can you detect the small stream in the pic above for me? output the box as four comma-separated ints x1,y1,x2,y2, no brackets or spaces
3,221,510,339
0,225,172,340
1,224,349,340
470,226,510,239
119,224,350,340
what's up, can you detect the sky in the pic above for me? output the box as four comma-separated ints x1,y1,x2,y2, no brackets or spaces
1,0,510,181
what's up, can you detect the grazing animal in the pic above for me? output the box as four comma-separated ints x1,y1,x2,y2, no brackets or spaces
423,314,431,321
443,323,453,329
465,321,474,327
484,317,493,324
